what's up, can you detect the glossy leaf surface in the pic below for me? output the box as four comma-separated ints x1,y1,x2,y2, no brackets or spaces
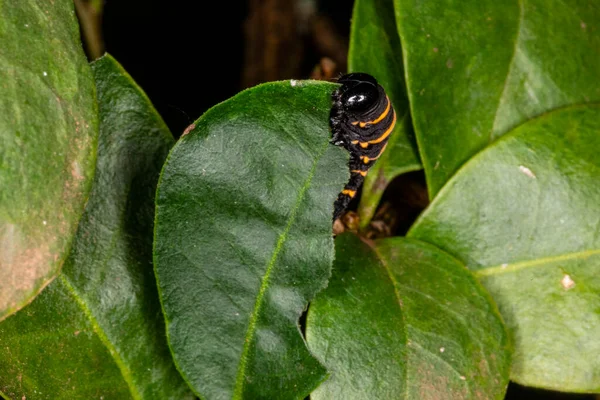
307,234,511,399
154,81,349,399
349,0,421,226
0,55,191,399
0,0,98,320
395,0,600,196
409,105,600,391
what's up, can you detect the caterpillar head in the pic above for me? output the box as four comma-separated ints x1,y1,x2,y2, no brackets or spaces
338,73,380,114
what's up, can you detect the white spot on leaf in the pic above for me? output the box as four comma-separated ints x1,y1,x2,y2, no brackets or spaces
439,347,445,353
519,165,536,178
561,274,575,290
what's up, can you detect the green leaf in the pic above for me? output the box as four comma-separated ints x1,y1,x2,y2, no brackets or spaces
395,0,600,197
349,0,421,227
408,105,600,391
154,80,349,399
0,0,98,320
306,233,511,400
0,54,192,399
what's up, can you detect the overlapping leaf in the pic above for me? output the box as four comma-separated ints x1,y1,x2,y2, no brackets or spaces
349,0,421,226
153,81,349,399
395,0,600,197
307,234,511,399
409,105,600,391
0,0,98,320
0,55,192,399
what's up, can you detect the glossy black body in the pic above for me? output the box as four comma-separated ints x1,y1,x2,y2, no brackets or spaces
330,73,396,220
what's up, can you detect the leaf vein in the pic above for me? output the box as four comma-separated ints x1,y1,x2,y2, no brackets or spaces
366,241,409,400
58,275,142,400
490,0,524,139
395,283,488,351
475,249,600,277
232,140,330,398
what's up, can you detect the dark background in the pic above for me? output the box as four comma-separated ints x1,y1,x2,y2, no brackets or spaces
87,1,598,399
102,0,248,135
101,0,352,137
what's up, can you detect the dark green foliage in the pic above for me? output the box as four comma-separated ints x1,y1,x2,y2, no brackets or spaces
307,234,511,399
153,80,349,399
349,0,422,226
409,105,600,391
0,55,192,399
1,0,599,398
0,0,98,320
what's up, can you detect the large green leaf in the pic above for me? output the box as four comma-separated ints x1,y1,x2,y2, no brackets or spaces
307,234,510,399
409,105,600,391
349,0,421,227
0,0,98,320
0,55,192,399
395,0,600,197
154,81,349,399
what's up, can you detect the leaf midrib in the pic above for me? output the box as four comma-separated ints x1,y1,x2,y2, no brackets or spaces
364,239,409,400
475,248,600,277
489,0,524,140
366,239,476,398
232,140,330,399
59,274,142,400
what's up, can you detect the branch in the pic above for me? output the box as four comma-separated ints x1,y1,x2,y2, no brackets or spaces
74,0,105,60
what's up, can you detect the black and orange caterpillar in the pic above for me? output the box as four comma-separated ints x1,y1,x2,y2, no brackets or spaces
330,73,396,220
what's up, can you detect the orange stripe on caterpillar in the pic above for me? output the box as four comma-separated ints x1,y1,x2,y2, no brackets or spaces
360,142,388,164
350,96,391,128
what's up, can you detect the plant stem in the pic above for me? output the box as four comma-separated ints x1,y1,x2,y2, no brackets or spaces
74,0,105,60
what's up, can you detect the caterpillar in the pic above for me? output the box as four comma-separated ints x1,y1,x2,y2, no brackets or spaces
329,73,396,221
